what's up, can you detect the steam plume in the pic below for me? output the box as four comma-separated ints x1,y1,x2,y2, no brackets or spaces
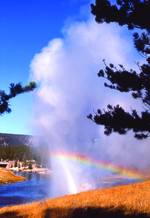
30,10,150,194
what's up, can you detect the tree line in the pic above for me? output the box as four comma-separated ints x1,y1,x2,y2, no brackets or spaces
0,145,51,168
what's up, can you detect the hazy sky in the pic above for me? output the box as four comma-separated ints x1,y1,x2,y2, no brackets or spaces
0,0,90,134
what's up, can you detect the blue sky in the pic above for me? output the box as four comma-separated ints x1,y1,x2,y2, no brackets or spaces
0,0,90,134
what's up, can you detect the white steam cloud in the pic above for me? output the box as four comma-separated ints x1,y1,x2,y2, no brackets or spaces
30,7,150,194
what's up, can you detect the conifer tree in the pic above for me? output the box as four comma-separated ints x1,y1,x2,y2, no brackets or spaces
28,161,32,170
0,81,36,115
14,159,18,168
88,0,150,139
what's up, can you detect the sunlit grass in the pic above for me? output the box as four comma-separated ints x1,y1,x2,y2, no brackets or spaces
0,168,26,184
0,180,150,217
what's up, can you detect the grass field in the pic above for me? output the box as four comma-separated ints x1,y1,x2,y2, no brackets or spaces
0,168,26,185
0,179,150,218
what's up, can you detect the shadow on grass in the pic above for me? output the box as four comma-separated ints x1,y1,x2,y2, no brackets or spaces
0,211,27,218
43,207,148,218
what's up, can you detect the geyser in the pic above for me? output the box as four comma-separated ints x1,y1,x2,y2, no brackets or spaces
30,12,150,197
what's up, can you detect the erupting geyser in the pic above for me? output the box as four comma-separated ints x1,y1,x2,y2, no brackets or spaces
30,9,150,198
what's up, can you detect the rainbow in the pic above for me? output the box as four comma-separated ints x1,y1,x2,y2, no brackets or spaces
51,152,146,181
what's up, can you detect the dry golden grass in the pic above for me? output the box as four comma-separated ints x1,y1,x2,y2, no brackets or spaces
0,180,150,218
0,168,26,185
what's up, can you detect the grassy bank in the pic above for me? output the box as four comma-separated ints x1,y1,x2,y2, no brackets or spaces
0,168,26,185
0,180,150,218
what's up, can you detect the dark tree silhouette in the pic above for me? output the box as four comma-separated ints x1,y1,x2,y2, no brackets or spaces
0,81,36,115
87,0,150,139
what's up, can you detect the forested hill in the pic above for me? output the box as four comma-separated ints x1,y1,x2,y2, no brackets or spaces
0,133,41,147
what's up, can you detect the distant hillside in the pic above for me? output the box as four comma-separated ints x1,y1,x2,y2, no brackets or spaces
0,133,41,147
